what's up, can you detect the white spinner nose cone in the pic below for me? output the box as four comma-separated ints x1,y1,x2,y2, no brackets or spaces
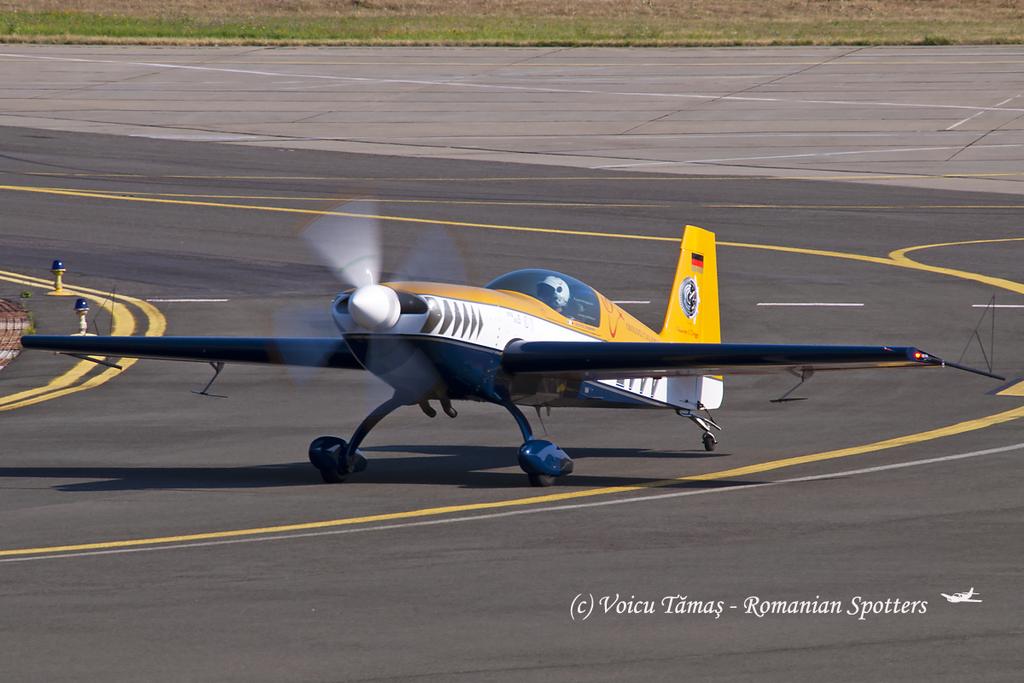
349,284,401,331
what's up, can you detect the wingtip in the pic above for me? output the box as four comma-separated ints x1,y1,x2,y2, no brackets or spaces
940,358,1005,381
911,348,1004,381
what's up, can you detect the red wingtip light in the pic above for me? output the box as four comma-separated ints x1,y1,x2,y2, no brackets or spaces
913,351,925,360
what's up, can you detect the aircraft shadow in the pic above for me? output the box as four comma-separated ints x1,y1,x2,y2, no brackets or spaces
0,464,313,492
374,444,730,459
0,445,737,492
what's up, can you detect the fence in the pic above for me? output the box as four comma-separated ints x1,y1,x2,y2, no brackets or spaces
0,298,29,370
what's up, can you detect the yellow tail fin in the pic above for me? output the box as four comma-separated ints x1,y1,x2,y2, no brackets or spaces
659,225,720,343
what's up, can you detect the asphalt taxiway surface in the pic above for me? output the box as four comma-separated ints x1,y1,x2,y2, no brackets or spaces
2,45,1024,195
1,122,1023,681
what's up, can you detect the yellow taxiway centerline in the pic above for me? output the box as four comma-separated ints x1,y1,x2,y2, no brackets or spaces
4,269,168,339
0,269,166,411
49,189,666,208
33,189,1024,211
0,184,674,243
0,273,133,408
998,381,1024,397
0,184,1019,558
889,237,1024,295
0,184,1022,296
891,237,1024,399
704,203,1024,210
3,402,1024,558
22,170,1024,182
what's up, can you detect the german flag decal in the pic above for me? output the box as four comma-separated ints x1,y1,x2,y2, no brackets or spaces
691,252,704,271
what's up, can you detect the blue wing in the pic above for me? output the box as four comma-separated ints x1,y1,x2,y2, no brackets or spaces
501,341,1000,380
20,335,362,369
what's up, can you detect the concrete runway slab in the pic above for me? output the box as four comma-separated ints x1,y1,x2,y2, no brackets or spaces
1,46,1023,195
1,128,1022,680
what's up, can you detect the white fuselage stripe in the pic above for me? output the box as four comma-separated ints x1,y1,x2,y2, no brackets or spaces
338,294,705,409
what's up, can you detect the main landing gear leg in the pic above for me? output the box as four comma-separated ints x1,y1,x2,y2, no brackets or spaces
502,402,573,487
677,408,722,452
308,395,407,484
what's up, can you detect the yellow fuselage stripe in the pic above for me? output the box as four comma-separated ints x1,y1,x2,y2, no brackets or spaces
396,281,659,342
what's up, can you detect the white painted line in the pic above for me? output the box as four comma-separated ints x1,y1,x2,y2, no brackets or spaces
946,94,1021,130
594,144,1024,169
971,304,1024,308
3,53,1024,117
130,134,268,142
946,110,987,131
145,298,230,303
3,441,1021,563
612,300,651,305
623,132,909,140
757,303,864,307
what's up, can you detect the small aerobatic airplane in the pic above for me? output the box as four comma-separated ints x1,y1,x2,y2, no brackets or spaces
940,588,982,603
21,216,1000,487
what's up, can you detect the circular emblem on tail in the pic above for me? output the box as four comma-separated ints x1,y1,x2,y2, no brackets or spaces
679,277,700,320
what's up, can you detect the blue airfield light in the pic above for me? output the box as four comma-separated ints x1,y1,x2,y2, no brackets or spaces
48,259,69,296
74,298,90,313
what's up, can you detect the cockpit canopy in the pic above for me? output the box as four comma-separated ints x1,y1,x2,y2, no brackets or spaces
485,269,601,326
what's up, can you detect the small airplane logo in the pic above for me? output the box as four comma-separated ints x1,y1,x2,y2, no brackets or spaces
940,587,982,603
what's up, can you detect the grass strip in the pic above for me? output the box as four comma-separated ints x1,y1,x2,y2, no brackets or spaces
1,11,1021,46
